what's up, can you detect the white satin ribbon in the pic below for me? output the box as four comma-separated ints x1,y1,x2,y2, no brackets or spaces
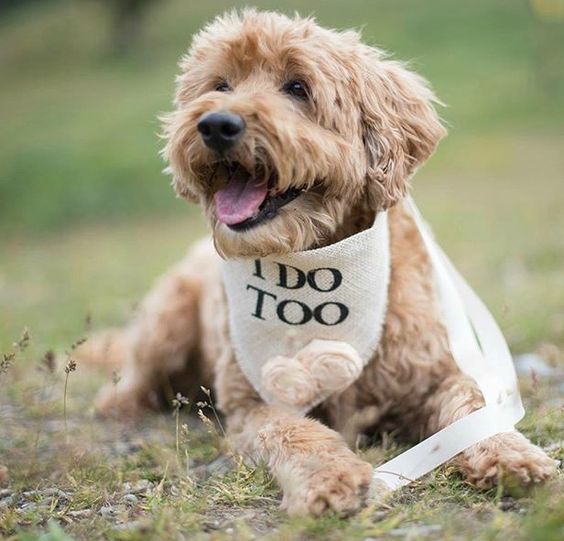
373,197,524,490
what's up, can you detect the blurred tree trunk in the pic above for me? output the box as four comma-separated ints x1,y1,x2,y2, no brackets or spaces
0,0,45,16
99,0,160,55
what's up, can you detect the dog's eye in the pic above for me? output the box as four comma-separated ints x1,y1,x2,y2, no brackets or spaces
214,81,231,92
283,80,309,100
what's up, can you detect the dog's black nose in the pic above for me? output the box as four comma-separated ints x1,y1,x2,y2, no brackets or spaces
197,112,245,153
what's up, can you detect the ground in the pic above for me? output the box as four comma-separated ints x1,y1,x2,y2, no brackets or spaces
1,134,563,539
1,0,563,539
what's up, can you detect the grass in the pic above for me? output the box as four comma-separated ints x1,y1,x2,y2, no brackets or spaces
1,0,563,233
0,352,562,540
1,134,563,539
1,0,563,539
2,132,563,355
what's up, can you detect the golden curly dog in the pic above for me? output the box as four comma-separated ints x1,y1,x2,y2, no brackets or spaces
83,10,556,516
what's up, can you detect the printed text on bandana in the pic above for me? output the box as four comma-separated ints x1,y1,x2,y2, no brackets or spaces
222,210,390,408
248,260,349,326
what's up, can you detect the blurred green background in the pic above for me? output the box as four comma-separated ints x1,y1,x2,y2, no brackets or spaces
1,0,563,355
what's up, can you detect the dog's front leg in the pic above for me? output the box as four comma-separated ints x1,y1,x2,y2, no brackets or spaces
423,373,557,488
229,403,373,516
216,354,372,517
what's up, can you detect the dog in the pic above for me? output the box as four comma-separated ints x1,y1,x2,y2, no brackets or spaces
82,9,556,516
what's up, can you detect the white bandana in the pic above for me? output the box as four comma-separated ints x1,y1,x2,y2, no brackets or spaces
222,211,390,412
221,198,525,493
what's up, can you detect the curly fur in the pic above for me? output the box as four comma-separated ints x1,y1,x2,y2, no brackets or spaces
83,9,556,516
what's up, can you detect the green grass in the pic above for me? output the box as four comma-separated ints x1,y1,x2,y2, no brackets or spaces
1,133,563,539
1,350,562,540
1,0,563,539
1,0,563,233
2,132,563,355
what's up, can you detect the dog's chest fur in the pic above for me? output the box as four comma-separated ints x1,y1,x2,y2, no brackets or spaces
198,204,458,441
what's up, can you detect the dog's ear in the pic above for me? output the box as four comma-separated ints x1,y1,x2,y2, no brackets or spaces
160,110,200,204
358,52,446,210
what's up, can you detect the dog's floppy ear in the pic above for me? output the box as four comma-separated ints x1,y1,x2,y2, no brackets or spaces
358,51,446,210
160,110,200,204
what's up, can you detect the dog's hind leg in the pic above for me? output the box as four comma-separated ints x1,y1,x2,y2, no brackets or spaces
93,241,215,418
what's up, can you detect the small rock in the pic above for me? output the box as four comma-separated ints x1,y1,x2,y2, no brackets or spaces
514,353,559,377
498,496,518,512
192,455,236,482
100,505,116,518
208,455,236,476
0,489,12,499
124,494,138,506
111,441,142,455
0,495,15,509
190,464,209,482
123,479,153,494
43,488,70,500
203,519,221,531
390,524,442,537
68,509,93,518
371,510,388,522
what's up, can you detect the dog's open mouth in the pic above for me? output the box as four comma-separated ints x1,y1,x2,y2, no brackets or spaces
213,162,302,231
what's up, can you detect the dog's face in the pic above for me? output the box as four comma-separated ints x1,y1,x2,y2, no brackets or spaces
163,10,445,258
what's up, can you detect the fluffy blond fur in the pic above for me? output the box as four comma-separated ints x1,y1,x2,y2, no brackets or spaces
83,10,556,516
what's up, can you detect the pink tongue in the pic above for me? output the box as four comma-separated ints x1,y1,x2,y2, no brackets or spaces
214,171,268,225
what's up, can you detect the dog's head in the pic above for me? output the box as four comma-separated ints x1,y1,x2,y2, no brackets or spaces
162,10,446,258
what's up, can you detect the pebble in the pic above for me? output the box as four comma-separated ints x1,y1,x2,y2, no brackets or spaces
43,488,70,499
371,510,389,522
390,524,442,537
208,455,236,476
0,495,15,509
498,496,518,512
514,353,560,377
123,479,153,494
19,502,38,512
100,505,116,518
204,519,221,531
124,494,138,506
68,509,93,518
111,441,143,456
192,455,236,482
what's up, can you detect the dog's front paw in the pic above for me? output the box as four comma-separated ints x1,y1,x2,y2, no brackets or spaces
279,452,372,517
459,431,557,489
261,355,318,407
261,340,363,410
